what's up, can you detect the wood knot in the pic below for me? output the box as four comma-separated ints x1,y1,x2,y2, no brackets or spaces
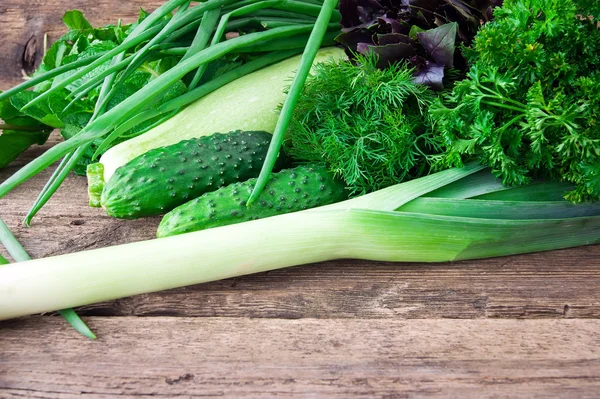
22,35,39,75
165,373,194,385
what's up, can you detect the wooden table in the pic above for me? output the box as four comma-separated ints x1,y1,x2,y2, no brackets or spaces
1,2,599,397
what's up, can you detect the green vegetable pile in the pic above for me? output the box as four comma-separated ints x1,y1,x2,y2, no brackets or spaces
1,0,600,339
0,0,342,225
431,0,600,202
1,10,187,174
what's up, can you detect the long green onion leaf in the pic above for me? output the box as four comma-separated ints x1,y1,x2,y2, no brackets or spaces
398,197,600,219
20,23,166,111
0,52,105,102
190,0,285,88
23,144,92,226
248,0,339,204
22,153,73,227
0,219,30,262
180,8,221,63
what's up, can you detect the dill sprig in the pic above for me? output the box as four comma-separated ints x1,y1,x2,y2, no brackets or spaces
286,54,442,195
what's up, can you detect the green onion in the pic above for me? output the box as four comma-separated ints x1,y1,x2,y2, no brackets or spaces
248,0,339,204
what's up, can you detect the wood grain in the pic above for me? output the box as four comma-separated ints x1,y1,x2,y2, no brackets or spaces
0,1,165,88
1,317,599,398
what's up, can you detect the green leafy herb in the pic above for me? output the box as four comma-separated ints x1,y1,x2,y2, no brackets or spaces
286,54,442,194
0,96,52,168
431,0,600,202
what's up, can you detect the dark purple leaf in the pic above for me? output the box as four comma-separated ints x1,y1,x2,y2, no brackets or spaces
356,42,371,54
444,0,479,25
376,33,411,45
377,16,402,33
340,0,361,26
417,22,457,67
336,29,375,46
363,42,417,67
337,0,503,73
413,62,445,90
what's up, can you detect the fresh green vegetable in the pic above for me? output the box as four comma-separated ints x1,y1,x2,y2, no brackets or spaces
3,163,600,321
87,163,105,207
0,10,179,173
430,0,600,202
248,0,340,204
0,218,95,339
98,46,346,182
0,0,344,224
102,130,289,219
0,97,53,169
157,163,348,237
286,54,441,194
0,130,52,169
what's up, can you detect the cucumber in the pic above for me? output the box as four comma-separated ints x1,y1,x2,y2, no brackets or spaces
157,164,349,238
101,130,287,219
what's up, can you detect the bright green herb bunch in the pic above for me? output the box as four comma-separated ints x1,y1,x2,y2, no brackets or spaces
431,0,600,202
286,54,442,195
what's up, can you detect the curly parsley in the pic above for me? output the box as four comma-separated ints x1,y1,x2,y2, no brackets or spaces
431,0,600,202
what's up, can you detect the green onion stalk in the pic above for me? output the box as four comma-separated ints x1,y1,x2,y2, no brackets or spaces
1,164,599,321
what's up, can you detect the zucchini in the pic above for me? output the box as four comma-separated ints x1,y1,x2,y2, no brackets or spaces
157,164,349,238
98,47,347,183
102,130,288,219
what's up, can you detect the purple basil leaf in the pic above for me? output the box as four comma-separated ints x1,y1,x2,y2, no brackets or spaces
367,43,417,68
377,16,402,33
376,33,412,45
336,29,376,48
413,62,445,90
444,0,478,25
357,42,372,55
340,0,385,27
417,22,457,67
340,0,361,27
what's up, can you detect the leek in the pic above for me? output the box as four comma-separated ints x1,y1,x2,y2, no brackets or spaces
1,164,599,321
0,219,96,339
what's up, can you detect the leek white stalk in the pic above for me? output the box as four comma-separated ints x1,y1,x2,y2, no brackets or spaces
1,163,599,321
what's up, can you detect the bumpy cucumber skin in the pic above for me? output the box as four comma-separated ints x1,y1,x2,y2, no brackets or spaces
102,130,285,219
157,164,348,238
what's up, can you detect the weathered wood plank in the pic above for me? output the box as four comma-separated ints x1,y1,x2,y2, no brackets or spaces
0,1,165,88
1,317,599,398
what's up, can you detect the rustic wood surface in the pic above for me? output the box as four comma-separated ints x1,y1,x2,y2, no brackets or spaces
1,2,600,398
